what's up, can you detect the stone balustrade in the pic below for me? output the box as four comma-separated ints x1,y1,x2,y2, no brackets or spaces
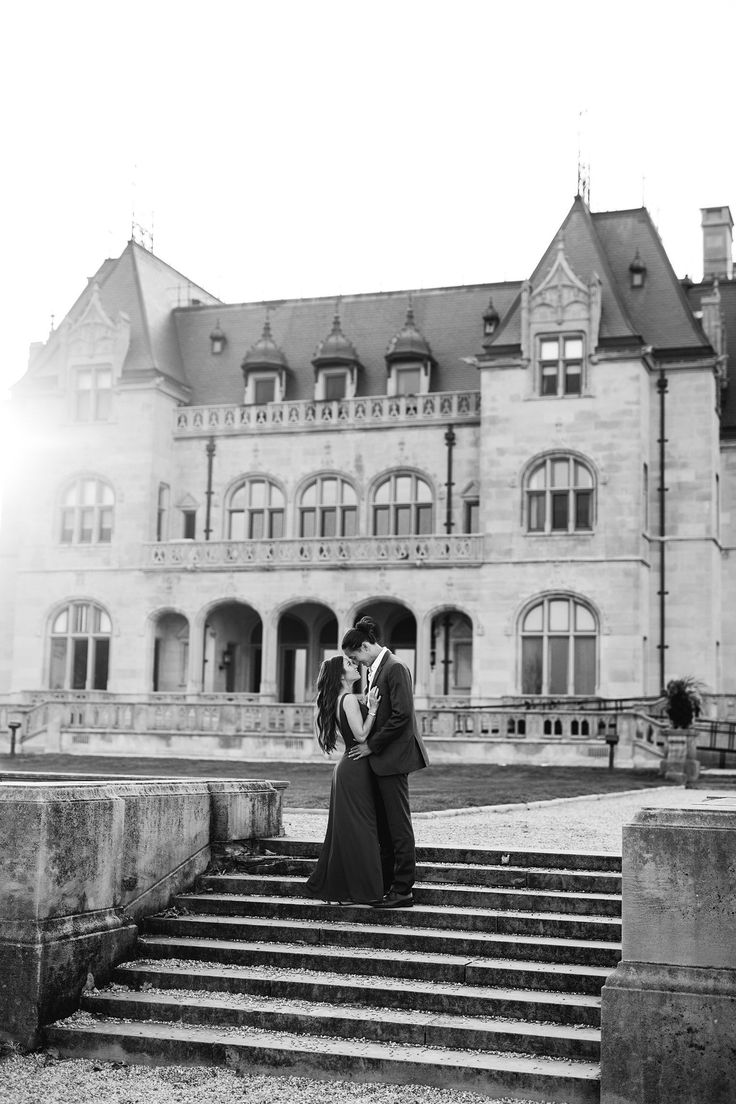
144,533,485,570
173,390,481,437
1,693,667,767
0,777,286,1048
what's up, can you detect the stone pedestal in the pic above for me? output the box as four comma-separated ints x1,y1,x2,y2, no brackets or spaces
600,799,736,1104
0,777,285,1048
659,728,700,785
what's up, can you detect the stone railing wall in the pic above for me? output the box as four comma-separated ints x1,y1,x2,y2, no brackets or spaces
601,797,736,1103
2,693,667,767
0,777,286,1048
173,390,481,437
145,534,484,570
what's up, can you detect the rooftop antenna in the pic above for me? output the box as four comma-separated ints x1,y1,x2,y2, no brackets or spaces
576,109,590,207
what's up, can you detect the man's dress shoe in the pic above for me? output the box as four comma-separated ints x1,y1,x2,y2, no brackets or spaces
373,891,414,909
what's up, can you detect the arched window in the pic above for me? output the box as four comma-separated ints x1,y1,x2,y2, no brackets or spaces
227,479,284,539
372,473,433,536
49,601,111,689
526,456,594,533
60,478,114,544
299,476,357,538
520,596,597,696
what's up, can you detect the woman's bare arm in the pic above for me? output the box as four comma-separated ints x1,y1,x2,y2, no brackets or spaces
342,688,380,743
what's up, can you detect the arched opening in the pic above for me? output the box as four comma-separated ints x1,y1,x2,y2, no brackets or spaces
278,602,338,702
429,610,473,697
152,611,190,692
202,602,263,693
354,600,417,680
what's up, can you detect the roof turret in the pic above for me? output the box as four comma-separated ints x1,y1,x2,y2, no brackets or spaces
385,302,435,365
241,313,289,372
312,308,362,370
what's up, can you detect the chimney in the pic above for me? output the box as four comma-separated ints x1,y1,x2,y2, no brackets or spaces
701,206,733,280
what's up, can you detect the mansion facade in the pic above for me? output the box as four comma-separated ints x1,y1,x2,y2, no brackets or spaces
2,196,735,721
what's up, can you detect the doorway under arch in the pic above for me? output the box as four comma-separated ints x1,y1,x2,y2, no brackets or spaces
277,602,338,702
202,602,262,693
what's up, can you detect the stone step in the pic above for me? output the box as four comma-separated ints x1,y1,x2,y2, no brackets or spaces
115,960,605,1022
224,857,623,895
45,1018,601,1104
80,990,601,1060
138,929,620,979
145,903,622,951
196,873,622,916
259,838,622,872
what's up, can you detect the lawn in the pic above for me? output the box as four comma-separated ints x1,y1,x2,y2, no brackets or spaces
0,754,675,813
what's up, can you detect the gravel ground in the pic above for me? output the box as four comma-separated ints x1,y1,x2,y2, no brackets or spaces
2,784,732,1104
285,784,729,853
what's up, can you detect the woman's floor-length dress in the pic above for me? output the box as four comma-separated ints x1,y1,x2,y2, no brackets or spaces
305,696,384,905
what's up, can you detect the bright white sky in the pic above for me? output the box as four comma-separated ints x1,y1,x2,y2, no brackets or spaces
1,0,735,412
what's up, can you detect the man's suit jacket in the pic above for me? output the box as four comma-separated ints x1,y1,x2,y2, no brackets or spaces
365,651,430,777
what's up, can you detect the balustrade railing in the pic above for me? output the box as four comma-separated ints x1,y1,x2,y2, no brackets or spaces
145,534,484,569
3,692,665,754
173,390,481,437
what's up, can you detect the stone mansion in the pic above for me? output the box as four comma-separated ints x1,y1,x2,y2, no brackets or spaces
2,196,735,726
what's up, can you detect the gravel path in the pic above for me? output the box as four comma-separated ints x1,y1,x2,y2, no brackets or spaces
285,784,727,853
2,783,731,1104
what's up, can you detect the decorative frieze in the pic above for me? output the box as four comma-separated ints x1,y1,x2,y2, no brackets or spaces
173,390,481,437
145,534,485,569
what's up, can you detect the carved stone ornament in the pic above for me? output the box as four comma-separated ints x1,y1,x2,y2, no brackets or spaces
64,284,131,379
520,240,602,359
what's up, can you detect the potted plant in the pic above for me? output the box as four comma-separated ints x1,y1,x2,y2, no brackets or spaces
661,676,705,785
664,676,704,729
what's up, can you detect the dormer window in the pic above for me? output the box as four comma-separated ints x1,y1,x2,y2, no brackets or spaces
482,296,500,341
315,368,353,402
385,302,435,397
629,250,646,289
210,322,226,355
241,313,290,405
246,372,282,405
312,309,361,402
539,335,583,396
391,364,424,397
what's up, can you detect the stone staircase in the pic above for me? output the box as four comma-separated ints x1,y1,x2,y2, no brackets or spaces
46,841,622,1104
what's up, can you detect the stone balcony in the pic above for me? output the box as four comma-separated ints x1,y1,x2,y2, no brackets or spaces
144,534,485,570
173,390,481,437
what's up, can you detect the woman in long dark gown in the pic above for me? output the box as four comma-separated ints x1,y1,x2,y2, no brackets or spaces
305,654,383,905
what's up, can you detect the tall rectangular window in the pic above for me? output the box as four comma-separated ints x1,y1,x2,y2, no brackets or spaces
74,365,113,421
182,510,196,539
157,484,170,541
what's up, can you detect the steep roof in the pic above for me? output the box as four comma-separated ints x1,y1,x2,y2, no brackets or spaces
593,207,709,352
488,196,710,355
174,282,520,406
20,241,221,389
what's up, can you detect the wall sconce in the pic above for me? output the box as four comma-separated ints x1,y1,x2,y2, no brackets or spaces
210,321,227,355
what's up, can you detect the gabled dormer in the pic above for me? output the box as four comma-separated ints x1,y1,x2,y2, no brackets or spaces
63,284,131,421
520,240,602,397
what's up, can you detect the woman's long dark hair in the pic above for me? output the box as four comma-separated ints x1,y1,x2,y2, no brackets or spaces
315,655,355,754
341,615,381,653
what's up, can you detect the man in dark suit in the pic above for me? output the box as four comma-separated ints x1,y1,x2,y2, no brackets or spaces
342,617,429,908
